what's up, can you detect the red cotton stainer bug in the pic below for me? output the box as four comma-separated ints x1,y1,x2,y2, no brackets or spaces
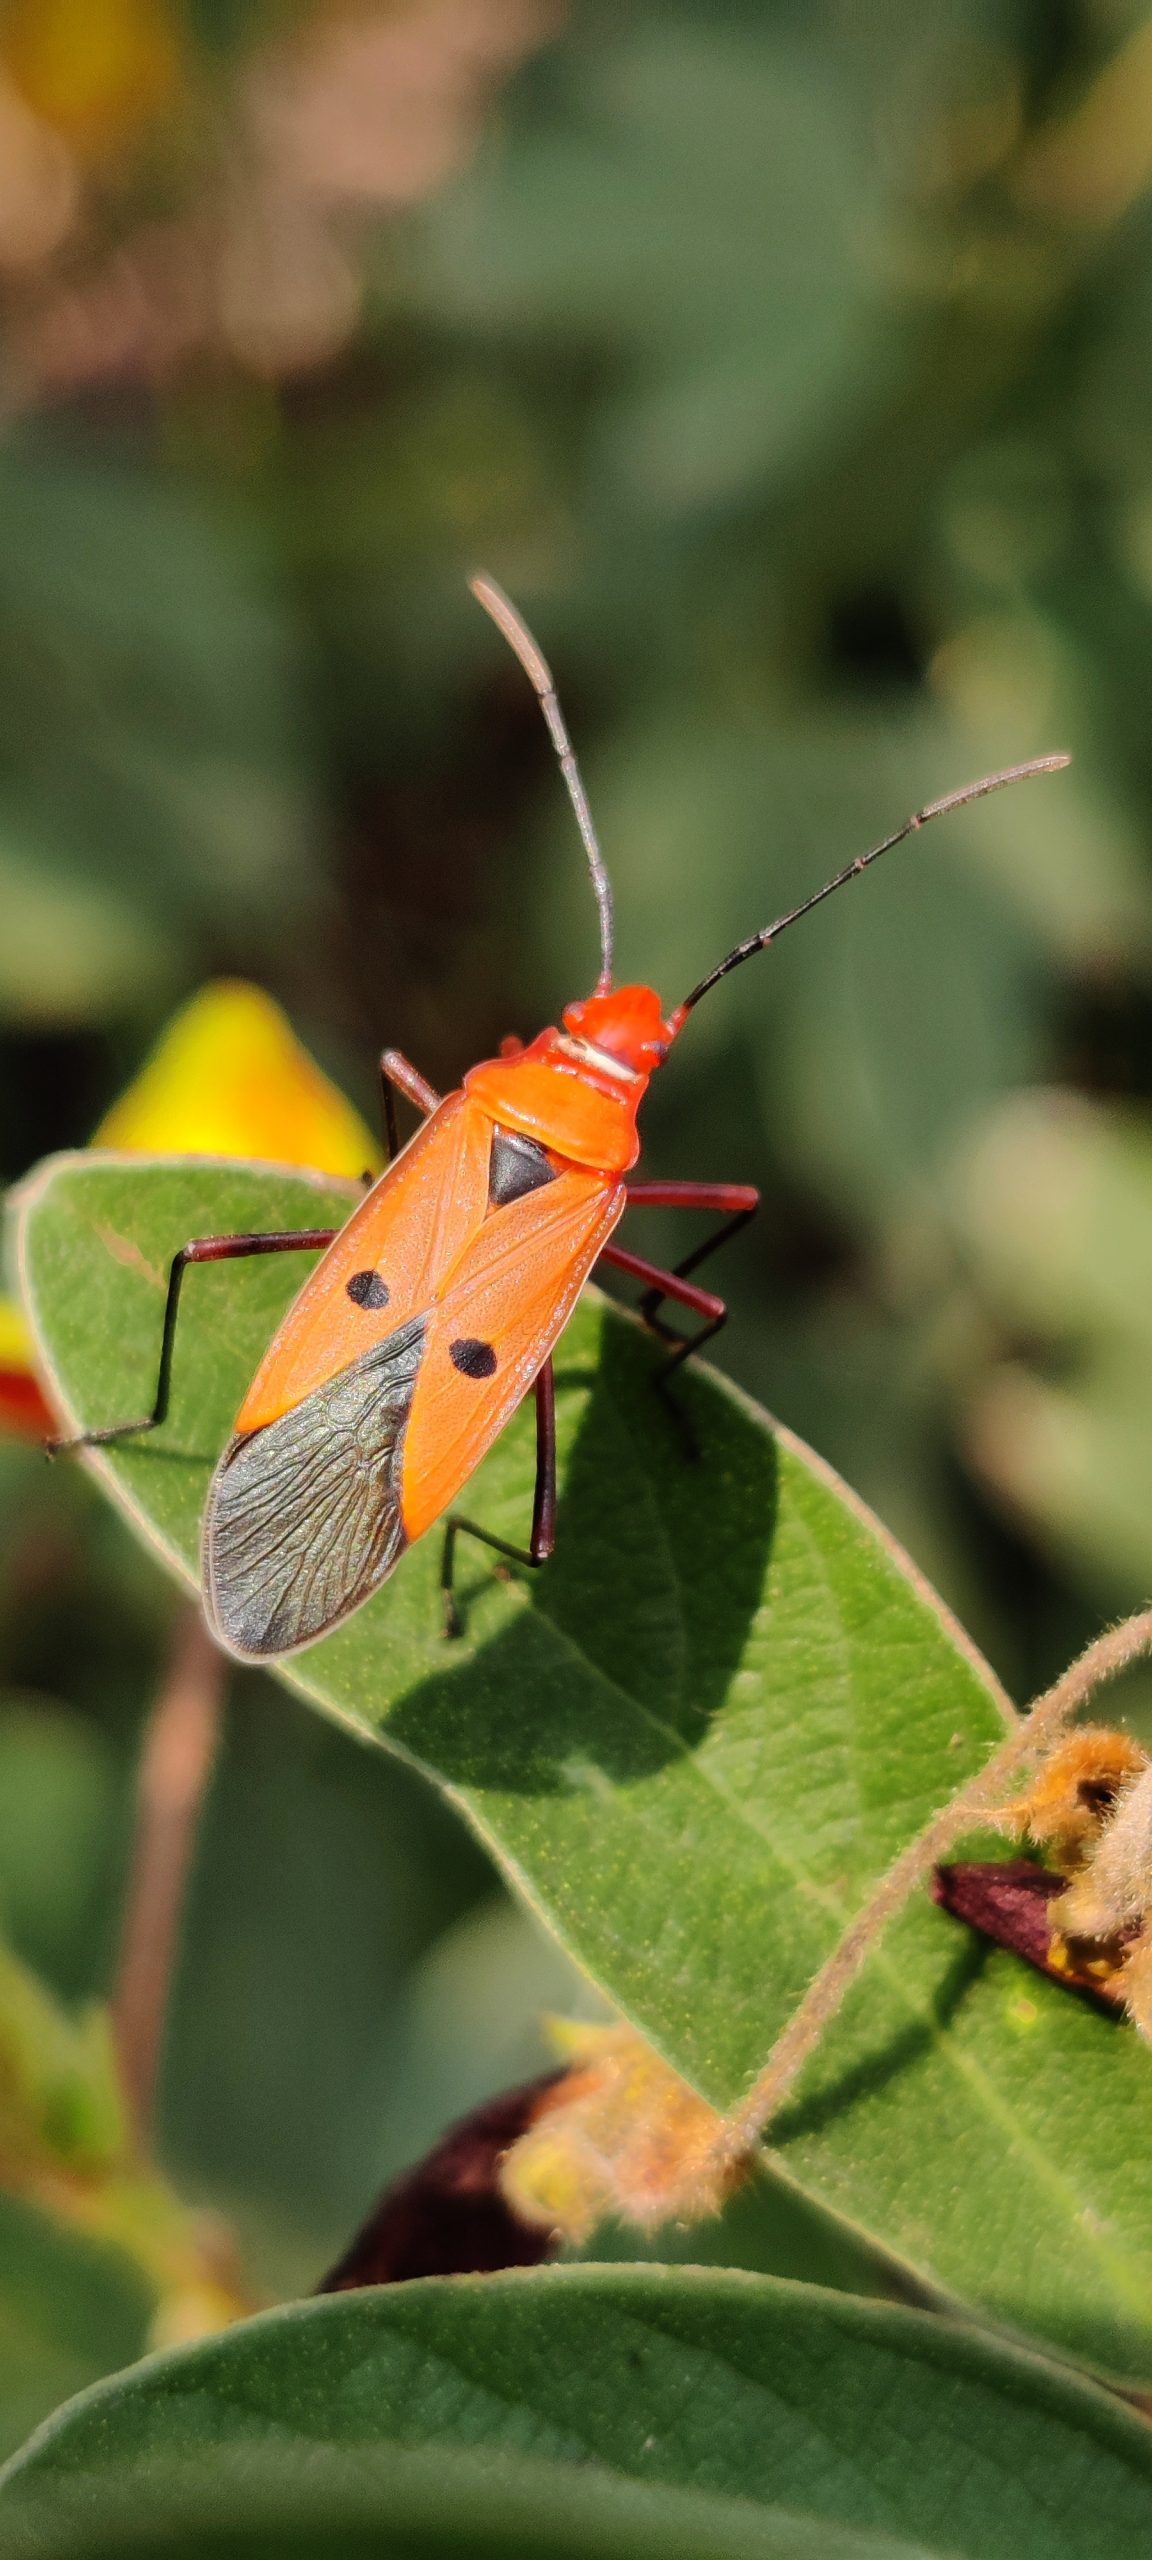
49,579,1069,1659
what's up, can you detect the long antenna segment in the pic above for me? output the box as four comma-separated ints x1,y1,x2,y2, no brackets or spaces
470,573,614,996
674,753,1071,1020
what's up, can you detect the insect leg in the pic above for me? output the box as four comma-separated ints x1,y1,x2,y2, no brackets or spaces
624,1181,758,1293
598,1242,726,1351
622,1181,758,1353
379,1050,442,1162
441,1358,556,1639
596,1237,737,1460
624,1180,759,1215
45,1229,337,1456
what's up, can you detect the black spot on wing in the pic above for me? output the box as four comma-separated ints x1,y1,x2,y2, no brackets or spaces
203,1316,425,1658
346,1269,389,1309
487,1127,556,1211
450,1337,497,1379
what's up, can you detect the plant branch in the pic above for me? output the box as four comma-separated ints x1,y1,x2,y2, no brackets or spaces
715,1608,1152,2167
113,1602,227,2148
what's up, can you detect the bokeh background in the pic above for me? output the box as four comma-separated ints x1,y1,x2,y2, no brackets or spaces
3,0,1152,2449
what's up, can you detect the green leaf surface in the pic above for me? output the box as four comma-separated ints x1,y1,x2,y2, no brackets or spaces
14,1154,1152,2375
0,2193,151,2464
6,2269,1152,2560
0,2450,939,2560
0,2461,940,2560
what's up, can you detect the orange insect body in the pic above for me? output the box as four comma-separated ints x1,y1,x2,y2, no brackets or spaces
464,985,675,1173
224,986,678,1623
65,574,1066,1661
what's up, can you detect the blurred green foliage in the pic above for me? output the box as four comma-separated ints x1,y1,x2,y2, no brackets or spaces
5,0,1152,2452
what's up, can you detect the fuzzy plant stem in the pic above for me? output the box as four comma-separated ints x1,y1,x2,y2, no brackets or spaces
113,1603,227,2146
715,1607,1152,2169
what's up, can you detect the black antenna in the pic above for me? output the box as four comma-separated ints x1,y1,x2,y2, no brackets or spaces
470,574,614,996
675,755,1071,1018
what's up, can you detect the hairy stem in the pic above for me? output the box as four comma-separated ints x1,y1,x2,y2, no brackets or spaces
113,1604,227,2147
715,1608,1152,2167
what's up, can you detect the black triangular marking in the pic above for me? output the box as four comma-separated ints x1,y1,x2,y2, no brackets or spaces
487,1126,557,1211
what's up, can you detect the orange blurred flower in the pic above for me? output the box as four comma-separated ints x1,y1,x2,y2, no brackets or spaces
1,980,378,1439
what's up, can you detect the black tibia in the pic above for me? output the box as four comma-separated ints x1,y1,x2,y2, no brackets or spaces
597,1238,728,1450
616,1184,759,1365
45,1229,337,1456
441,1357,556,1639
600,1185,759,1457
622,1182,758,1345
379,1050,442,1163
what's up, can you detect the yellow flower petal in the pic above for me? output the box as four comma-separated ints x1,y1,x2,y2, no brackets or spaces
0,1296,36,1372
0,1293,55,1434
94,980,379,1179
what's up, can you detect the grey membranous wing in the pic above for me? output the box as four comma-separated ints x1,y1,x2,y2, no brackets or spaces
203,1316,425,1658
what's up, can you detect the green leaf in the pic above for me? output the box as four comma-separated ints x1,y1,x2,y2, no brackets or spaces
14,1153,1152,2377
8,1152,1007,2092
0,2193,151,2466
0,2445,939,2560
6,2269,1152,2559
